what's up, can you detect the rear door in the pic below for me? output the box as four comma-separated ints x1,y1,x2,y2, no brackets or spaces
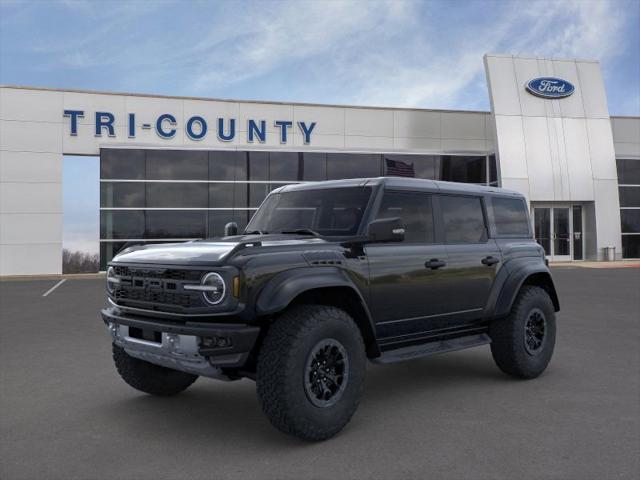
438,194,501,325
365,190,449,339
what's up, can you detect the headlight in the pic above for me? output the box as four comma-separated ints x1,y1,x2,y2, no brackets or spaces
106,266,119,294
184,272,226,305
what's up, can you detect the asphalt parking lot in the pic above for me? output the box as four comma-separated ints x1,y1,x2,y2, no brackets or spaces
1,267,639,480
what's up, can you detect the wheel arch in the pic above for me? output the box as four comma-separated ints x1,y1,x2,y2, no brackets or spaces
255,268,380,358
494,262,560,318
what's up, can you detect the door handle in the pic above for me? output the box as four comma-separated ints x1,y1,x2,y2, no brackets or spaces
425,259,446,270
481,256,500,266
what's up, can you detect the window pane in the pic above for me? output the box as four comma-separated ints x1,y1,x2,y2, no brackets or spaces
208,210,251,238
100,182,145,208
249,183,271,208
100,211,145,239
146,150,208,180
209,151,247,181
209,183,235,207
617,159,640,185
100,149,145,179
492,197,530,236
145,211,206,238
269,152,300,181
489,154,498,185
441,156,486,184
376,192,434,243
100,241,128,270
619,186,640,207
302,153,327,181
146,183,208,208
622,235,640,258
327,153,381,179
248,151,269,180
441,195,487,243
621,210,640,233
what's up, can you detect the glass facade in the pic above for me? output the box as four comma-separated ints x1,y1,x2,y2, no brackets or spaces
617,158,640,258
100,149,498,269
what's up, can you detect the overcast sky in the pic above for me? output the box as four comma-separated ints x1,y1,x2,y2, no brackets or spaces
1,0,639,254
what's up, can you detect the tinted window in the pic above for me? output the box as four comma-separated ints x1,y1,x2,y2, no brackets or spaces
249,183,270,208
100,211,145,239
489,154,498,186
492,197,530,236
247,187,371,236
622,235,640,258
209,151,247,181
146,183,208,208
100,183,145,208
440,195,487,243
100,149,145,179
327,153,381,179
146,150,208,180
384,155,440,179
269,152,300,181
248,151,269,180
302,153,327,181
619,187,640,207
617,159,640,185
145,211,206,238
376,192,434,243
441,156,486,184
621,210,640,233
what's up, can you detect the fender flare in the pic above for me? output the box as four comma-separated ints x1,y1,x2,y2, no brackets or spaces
491,259,560,318
255,267,379,356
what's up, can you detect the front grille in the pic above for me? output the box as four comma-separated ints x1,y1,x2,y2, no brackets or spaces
111,266,206,311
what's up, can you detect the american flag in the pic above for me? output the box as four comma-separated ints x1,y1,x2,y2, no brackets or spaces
385,158,415,177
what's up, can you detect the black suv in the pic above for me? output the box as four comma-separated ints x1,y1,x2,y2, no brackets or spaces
102,177,559,441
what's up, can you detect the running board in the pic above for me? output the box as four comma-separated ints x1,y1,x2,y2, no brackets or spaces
372,333,491,364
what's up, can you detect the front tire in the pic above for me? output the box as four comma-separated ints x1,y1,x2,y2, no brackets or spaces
112,344,198,396
256,305,366,441
489,286,556,379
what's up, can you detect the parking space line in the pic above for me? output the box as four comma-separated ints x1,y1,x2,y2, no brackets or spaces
42,279,67,297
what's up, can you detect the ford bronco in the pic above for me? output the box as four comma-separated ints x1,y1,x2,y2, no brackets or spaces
101,177,559,441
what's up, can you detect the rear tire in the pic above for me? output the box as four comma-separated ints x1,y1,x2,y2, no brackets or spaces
256,304,366,441
112,344,198,396
489,286,556,379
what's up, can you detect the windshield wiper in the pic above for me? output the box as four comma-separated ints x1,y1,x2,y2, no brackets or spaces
280,228,320,237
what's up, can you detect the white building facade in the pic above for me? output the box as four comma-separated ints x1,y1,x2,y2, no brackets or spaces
1,54,639,275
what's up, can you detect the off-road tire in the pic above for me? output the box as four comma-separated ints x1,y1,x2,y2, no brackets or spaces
489,286,556,379
256,304,366,441
112,344,198,396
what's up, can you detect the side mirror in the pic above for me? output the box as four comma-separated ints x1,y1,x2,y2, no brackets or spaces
366,217,405,243
224,222,238,236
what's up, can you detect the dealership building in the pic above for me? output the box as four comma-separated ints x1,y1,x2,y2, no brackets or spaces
1,53,639,275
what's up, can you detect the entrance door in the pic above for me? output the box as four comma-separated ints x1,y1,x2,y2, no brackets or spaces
533,206,583,261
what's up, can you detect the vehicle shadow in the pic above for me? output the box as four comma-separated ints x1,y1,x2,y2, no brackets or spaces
100,347,507,447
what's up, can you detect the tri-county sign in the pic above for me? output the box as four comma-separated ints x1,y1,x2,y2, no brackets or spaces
525,77,575,99
63,110,317,144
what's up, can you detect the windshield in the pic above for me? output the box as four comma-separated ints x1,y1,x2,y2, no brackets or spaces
246,187,372,236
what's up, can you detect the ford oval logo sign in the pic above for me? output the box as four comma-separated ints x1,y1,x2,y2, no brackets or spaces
526,77,575,99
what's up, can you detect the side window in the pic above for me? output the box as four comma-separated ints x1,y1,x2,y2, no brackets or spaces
491,197,530,236
440,195,487,243
375,191,434,243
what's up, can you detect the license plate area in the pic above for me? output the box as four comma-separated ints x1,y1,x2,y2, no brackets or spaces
129,327,162,344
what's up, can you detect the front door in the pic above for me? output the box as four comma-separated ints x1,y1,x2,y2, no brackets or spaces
533,206,583,261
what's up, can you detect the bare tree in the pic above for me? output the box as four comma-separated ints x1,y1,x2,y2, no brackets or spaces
62,249,99,274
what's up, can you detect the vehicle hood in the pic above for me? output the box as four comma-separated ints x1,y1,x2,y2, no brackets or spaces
111,235,331,266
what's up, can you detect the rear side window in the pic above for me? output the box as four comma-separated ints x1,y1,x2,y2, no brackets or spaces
440,195,487,243
375,191,435,243
492,197,530,236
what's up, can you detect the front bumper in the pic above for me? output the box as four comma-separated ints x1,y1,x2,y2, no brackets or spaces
101,307,260,378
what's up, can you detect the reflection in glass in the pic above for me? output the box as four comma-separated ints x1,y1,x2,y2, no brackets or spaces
572,206,583,260
302,153,327,181
100,211,145,239
618,186,640,207
100,149,145,179
248,151,269,180
440,195,487,243
376,192,434,243
616,158,640,185
100,183,145,208
208,210,251,238
146,183,208,208
553,208,570,256
327,153,381,179
145,211,206,238
621,210,640,233
146,150,208,180
269,152,300,181
492,197,530,236
622,235,640,259
209,151,247,181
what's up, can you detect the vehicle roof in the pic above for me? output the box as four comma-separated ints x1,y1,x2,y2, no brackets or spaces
276,177,523,197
